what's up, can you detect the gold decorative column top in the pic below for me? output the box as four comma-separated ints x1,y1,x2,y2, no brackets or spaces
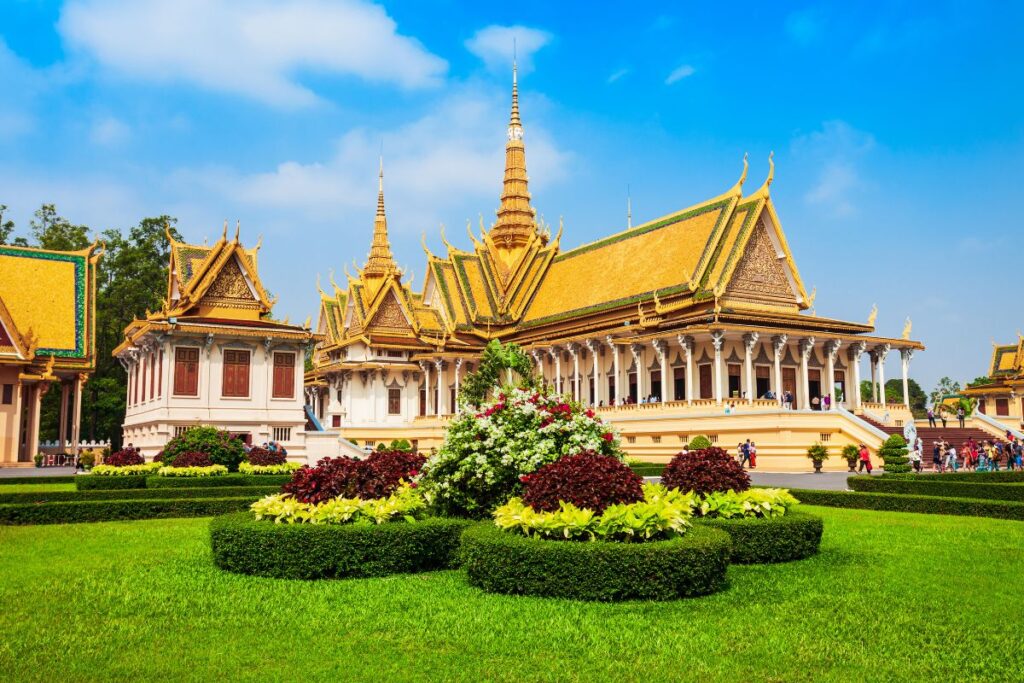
490,60,538,250
363,157,396,278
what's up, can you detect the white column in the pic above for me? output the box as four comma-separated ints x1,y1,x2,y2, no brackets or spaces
549,347,562,395
772,334,787,401
678,334,694,404
58,382,69,449
799,337,815,410
454,358,463,414
420,361,432,415
711,332,725,404
825,339,842,409
435,359,447,415
586,340,602,405
876,344,890,407
607,336,620,404
743,332,758,403
871,357,879,403
653,339,668,403
630,343,644,401
569,344,580,402
71,374,84,455
900,348,912,409
850,342,865,410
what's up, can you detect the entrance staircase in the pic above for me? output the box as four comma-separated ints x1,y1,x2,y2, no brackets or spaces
861,417,993,470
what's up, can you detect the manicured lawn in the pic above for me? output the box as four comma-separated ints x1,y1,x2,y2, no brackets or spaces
1,507,1022,682
0,483,76,493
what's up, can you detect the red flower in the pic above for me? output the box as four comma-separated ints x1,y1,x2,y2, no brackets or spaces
585,409,595,418
409,482,418,489
602,433,614,442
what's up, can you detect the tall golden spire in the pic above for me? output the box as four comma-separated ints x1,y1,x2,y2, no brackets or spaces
363,157,396,278
490,59,538,250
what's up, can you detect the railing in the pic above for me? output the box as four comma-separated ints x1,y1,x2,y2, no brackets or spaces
836,404,889,441
973,409,1024,440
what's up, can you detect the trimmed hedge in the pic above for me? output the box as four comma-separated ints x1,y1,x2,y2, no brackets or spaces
790,489,1024,522
76,475,148,490
148,474,292,489
849,476,1024,502
629,463,666,477
0,497,260,525
75,473,292,491
0,486,282,505
0,475,76,485
210,513,471,579
460,522,731,601
883,470,1024,484
696,511,823,564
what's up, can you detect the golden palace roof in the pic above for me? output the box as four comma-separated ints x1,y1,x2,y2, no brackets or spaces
0,243,100,369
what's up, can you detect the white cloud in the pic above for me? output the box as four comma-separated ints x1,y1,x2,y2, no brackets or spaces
793,120,876,218
665,64,695,85
90,116,130,146
58,0,448,108
607,68,630,84
174,85,570,234
465,25,553,74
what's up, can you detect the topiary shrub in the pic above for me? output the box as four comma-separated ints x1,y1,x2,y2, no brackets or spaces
162,426,246,472
104,448,144,467
246,447,286,466
520,452,643,514
168,451,213,468
880,435,911,473
420,387,624,518
661,448,750,496
687,435,713,450
697,511,823,564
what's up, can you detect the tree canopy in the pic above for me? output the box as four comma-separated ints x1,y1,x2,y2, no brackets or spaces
457,339,536,408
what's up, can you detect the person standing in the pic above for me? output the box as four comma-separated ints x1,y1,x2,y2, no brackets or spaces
739,440,751,468
858,443,872,474
749,441,757,469
957,406,966,429
945,444,958,472
933,441,943,473
823,394,831,411
927,408,937,428
910,443,922,473
940,412,948,428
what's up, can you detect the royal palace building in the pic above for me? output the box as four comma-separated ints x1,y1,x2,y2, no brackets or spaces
0,243,101,465
963,338,1024,431
305,65,926,469
114,228,320,459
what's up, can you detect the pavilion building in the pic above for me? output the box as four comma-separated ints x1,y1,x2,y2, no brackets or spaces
114,227,320,459
0,243,101,465
306,65,926,469
963,338,1024,431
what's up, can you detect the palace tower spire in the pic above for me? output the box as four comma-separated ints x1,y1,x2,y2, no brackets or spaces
363,157,396,278
490,60,539,251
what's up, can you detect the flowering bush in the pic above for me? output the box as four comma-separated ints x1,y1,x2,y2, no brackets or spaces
246,447,287,466
104,448,144,467
251,483,424,525
281,451,423,504
661,447,750,495
161,426,246,471
359,450,426,499
494,483,694,542
693,488,799,518
167,451,213,468
419,388,624,518
156,464,228,477
238,461,303,475
91,462,161,476
521,452,643,514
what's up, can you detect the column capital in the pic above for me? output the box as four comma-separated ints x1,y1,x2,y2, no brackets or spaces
676,334,695,354
825,338,843,360
900,347,914,362
849,340,867,359
417,360,432,373
799,337,816,359
871,343,891,362
629,342,644,360
565,342,580,357
711,331,726,351
743,331,760,350
455,357,464,369
546,345,560,360
772,334,788,357
651,338,668,358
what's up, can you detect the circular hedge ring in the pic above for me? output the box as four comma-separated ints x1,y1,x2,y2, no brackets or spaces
210,513,472,580
696,511,823,564
460,523,731,601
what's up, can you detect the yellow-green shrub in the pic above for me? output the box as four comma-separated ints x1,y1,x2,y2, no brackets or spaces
91,462,162,476
156,465,228,478
250,483,424,525
694,488,799,519
238,461,302,475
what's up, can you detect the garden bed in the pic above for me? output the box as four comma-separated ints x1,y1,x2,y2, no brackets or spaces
210,512,471,580
0,496,261,525
849,476,1024,502
460,522,731,601
790,489,1024,521
0,485,283,505
696,511,823,564
76,473,293,491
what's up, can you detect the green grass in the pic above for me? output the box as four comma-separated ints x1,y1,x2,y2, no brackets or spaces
0,507,1021,682
0,483,76,493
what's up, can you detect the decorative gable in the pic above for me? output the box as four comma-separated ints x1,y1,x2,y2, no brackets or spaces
724,218,799,307
366,289,413,333
198,256,257,308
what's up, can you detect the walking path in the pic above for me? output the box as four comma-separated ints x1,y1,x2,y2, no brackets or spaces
0,467,78,478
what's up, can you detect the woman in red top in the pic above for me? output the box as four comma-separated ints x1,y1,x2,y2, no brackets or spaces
858,444,872,474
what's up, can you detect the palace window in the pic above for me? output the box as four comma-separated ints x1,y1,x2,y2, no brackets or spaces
272,427,291,442
173,347,200,396
996,398,1009,416
173,426,189,438
222,350,251,398
332,415,341,428
388,388,401,415
272,352,296,399
140,355,147,401
149,354,155,400
1,384,12,405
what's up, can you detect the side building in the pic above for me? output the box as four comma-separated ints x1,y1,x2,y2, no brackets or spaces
0,243,101,465
963,338,1024,432
114,228,319,459
306,65,926,469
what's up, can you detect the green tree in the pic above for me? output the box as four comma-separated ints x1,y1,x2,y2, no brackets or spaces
969,376,993,387
883,378,927,415
929,376,961,407
458,339,536,408
0,204,15,245
30,204,90,251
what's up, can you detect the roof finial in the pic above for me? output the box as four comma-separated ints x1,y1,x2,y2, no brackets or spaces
751,151,774,198
221,220,228,241
509,55,522,140
234,220,240,242
363,157,395,277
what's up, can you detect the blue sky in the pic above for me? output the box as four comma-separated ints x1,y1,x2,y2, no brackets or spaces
2,0,1022,394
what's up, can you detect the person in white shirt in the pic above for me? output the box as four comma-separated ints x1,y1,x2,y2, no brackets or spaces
909,444,922,473
945,445,958,472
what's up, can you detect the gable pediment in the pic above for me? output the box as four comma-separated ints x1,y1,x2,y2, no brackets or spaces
198,255,258,307
724,217,799,307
